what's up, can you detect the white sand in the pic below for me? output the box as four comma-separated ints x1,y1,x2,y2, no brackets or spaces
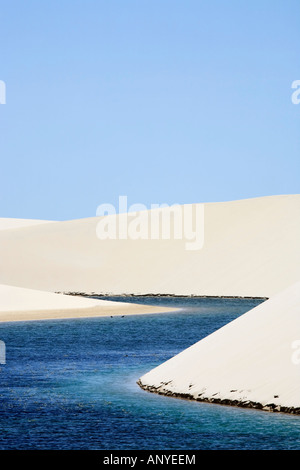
138,281,300,412
0,283,176,322
0,195,299,413
0,194,299,298
0,218,54,231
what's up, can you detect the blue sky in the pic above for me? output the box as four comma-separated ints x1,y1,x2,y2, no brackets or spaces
0,0,299,220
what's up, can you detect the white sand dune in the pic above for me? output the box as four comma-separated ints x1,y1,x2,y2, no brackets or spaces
0,283,176,322
138,281,300,413
0,194,299,298
0,218,54,231
0,195,299,414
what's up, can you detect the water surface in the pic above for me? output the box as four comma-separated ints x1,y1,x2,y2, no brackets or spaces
0,296,299,450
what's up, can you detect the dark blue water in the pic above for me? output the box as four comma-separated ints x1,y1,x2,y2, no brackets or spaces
0,297,299,450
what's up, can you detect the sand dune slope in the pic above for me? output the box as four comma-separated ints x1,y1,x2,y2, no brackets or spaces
138,282,300,414
0,284,175,322
0,194,299,297
0,218,54,231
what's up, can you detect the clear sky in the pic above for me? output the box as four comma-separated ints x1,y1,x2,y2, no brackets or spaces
0,0,299,220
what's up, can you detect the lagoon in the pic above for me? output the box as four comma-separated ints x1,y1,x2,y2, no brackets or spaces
0,297,299,450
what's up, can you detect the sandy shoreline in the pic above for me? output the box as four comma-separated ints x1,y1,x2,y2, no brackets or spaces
0,283,177,323
64,292,269,300
0,305,178,323
137,380,300,415
138,281,300,415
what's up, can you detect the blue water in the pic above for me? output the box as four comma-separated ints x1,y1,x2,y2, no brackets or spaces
0,296,299,450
